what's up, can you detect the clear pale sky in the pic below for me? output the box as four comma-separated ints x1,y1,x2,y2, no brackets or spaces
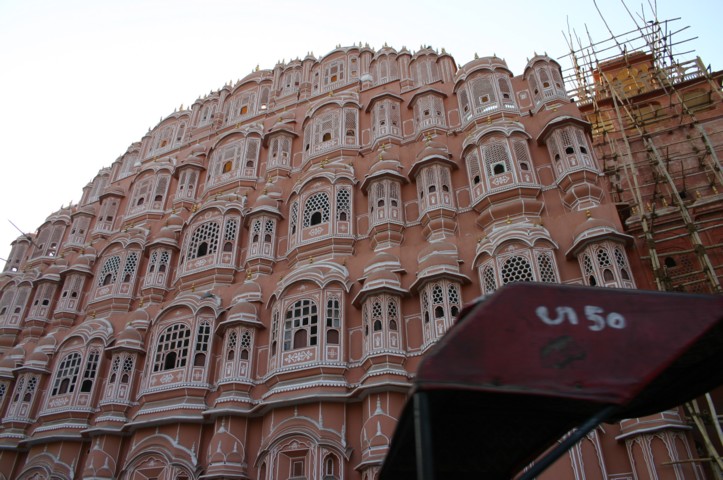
0,0,719,268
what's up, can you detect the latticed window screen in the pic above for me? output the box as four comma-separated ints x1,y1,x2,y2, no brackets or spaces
109,356,121,383
323,60,345,86
271,310,279,354
336,188,351,221
513,141,532,169
153,324,191,372
614,247,628,269
196,321,211,353
245,138,260,171
25,375,38,401
216,139,245,175
371,300,383,331
483,265,497,294
536,252,557,283
412,58,440,86
501,256,535,284
313,111,338,145
560,129,574,153
122,252,138,282
69,216,90,244
283,299,319,351
181,170,198,198
432,284,445,317
596,248,612,268
187,221,220,259
270,136,291,166
388,297,399,330
582,254,597,285
153,175,170,204
251,219,262,242
240,330,251,350
13,377,24,402
0,289,13,315
303,192,331,227
263,218,275,242
467,150,482,185
159,250,170,270
344,108,357,140
472,76,497,107
484,142,512,175
130,178,152,207
80,350,100,392
121,355,134,381
326,297,341,328
52,352,82,395
375,56,399,84
10,287,29,318
98,256,121,286
447,283,461,317
227,330,238,352
498,77,513,100
30,284,54,315
289,201,299,235
224,219,238,241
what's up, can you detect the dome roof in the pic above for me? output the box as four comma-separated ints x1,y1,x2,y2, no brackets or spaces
128,307,150,328
36,331,61,352
25,349,50,368
250,193,281,215
190,143,207,156
415,140,449,162
112,325,145,351
0,355,16,370
418,240,458,262
182,154,204,168
42,257,68,280
364,251,402,274
68,253,94,273
572,216,617,239
456,55,511,80
228,299,257,318
166,211,185,228
235,279,263,302
566,216,633,259
417,251,458,273
365,268,400,285
410,140,455,179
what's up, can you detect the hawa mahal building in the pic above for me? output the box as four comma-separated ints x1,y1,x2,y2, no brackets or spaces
0,40,721,479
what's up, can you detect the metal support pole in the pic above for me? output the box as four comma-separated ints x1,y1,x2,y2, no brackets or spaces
414,391,435,480
518,405,618,480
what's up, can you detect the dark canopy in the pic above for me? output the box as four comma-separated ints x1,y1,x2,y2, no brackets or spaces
380,283,723,479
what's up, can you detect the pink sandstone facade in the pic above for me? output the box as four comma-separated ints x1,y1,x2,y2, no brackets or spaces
0,43,721,479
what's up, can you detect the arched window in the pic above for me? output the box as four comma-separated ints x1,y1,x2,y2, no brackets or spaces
303,192,331,227
283,299,318,351
94,250,140,300
336,188,351,222
187,221,220,260
578,242,635,289
416,164,455,213
153,323,191,372
501,256,535,284
97,256,120,287
226,330,237,361
194,321,211,367
420,281,461,344
52,352,82,395
482,265,497,294
326,296,341,344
